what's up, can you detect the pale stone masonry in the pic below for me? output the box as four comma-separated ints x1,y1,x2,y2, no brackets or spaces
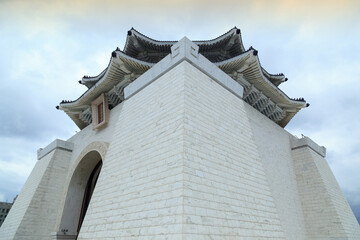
0,28,359,239
292,145,360,239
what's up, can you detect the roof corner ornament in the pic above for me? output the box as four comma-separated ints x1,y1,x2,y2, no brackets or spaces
274,76,287,86
170,37,200,60
171,45,180,58
248,46,258,56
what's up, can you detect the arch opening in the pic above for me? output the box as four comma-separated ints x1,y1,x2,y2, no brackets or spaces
55,150,103,239
77,160,102,233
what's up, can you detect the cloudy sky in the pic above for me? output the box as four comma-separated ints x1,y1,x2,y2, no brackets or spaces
0,0,359,223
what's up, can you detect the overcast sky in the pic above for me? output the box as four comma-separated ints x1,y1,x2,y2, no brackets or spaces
0,0,359,223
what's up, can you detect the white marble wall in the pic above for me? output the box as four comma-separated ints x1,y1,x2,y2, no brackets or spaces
2,50,359,239
76,61,286,239
245,104,307,239
0,148,72,240
77,62,187,239
181,61,285,239
292,146,360,239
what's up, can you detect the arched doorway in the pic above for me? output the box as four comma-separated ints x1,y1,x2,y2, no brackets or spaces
55,150,103,239
77,160,102,235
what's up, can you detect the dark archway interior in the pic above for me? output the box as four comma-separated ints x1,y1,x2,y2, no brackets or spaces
76,160,102,238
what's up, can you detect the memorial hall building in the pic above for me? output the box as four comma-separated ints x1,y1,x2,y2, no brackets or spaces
1,28,359,239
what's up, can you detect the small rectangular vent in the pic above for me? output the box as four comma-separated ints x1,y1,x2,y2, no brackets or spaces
91,93,109,130
97,102,104,124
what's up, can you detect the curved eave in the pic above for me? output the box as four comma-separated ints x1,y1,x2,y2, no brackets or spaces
124,27,246,63
216,50,307,127
195,28,246,62
252,54,306,108
80,68,107,88
216,50,305,104
79,48,121,89
196,27,244,50
59,51,154,129
123,28,173,61
261,67,286,87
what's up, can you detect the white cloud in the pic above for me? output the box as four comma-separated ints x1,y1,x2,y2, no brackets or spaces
0,137,39,202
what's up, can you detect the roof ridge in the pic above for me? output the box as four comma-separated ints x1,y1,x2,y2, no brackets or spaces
128,27,240,43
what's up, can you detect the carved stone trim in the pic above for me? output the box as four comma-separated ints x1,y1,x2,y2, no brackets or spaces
76,141,109,166
37,139,74,160
67,141,109,184
291,136,326,157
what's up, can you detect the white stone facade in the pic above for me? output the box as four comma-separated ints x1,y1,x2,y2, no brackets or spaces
0,36,359,240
